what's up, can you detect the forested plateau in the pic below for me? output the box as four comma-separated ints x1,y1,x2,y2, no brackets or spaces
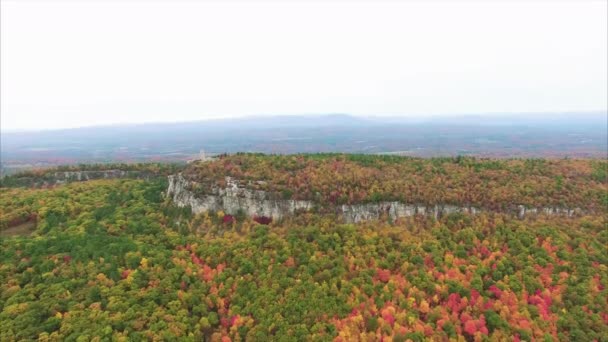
0,154,607,341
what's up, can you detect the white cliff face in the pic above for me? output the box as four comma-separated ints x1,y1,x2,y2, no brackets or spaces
339,203,483,223
167,174,583,223
167,174,313,219
515,205,581,220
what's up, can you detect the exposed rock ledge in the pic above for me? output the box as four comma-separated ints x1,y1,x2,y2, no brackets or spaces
167,174,313,219
167,174,583,223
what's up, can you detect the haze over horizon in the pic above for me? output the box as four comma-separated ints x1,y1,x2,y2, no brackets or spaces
1,111,607,134
1,0,607,131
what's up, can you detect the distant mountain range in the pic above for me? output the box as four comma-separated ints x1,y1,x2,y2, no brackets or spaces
1,112,606,174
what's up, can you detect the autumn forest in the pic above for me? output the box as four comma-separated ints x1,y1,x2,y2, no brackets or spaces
0,154,607,341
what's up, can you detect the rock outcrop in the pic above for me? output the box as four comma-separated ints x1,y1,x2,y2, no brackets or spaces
167,174,584,223
339,203,483,223
167,174,313,219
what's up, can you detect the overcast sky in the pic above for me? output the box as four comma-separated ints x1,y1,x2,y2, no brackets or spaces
1,0,606,131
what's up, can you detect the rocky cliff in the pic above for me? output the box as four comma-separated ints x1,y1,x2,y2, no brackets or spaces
167,174,313,219
167,174,584,223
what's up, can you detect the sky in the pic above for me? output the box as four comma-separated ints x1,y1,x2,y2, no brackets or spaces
1,0,607,131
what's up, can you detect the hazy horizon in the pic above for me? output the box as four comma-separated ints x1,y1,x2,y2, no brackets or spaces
2,0,607,131
1,110,607,134
2,112,606,172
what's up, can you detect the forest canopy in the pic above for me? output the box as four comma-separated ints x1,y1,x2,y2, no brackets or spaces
0,155,607,341
183,154,607,211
